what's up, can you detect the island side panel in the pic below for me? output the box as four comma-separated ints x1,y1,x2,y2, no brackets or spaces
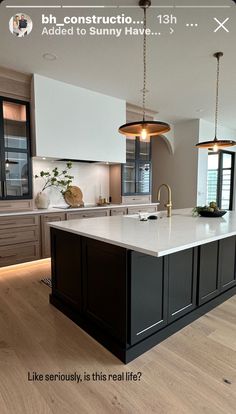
81,237,128,345
50,228,83,311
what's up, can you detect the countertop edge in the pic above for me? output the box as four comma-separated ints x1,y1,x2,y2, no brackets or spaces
0,202,159,218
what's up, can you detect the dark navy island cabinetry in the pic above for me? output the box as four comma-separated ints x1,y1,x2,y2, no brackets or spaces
50,226,236,363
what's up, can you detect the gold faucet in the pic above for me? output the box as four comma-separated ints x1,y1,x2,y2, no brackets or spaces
157,184,172,217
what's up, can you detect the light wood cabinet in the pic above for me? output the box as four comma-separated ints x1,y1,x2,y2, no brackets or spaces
0,200,33,212
66,210,109,220
0,213,40,267
41,213,66,258
110,208,128,216
127,205,157,215
0,243,40,267
0,214,39,229
0,204,157,266
0,226,39,246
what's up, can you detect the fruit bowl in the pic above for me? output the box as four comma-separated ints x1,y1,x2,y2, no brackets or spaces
192,202,227,218
198,210,227,218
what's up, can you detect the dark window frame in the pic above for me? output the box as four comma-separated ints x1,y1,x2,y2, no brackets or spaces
208,150,235,210
0,96,32,200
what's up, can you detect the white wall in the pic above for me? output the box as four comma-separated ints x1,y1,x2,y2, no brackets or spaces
152,120,199,209
31,74,126,163
33,159,109,206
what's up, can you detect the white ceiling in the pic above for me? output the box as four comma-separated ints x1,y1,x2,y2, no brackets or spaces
0,0,236,130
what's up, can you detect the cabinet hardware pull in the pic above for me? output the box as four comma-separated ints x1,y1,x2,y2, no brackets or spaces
2,181,6,196
0,254,17,259
0,236,15,240
1,222,17,226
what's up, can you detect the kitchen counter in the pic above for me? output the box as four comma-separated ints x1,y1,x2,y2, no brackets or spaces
49,208,236,257
49,207,236,363
0,202,159,217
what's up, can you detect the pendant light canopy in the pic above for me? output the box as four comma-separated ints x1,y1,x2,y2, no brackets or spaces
118,0,171,140
196,52,236,150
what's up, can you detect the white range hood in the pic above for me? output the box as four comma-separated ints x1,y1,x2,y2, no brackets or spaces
31,74,126,163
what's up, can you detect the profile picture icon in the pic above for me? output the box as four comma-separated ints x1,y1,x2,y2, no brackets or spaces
9,13,33,37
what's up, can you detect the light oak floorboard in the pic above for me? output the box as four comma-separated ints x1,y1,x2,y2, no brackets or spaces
0,260,236,414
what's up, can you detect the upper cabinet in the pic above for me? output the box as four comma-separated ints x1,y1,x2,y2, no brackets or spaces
0,97,32,200
122,137,152,196
31,74,126,163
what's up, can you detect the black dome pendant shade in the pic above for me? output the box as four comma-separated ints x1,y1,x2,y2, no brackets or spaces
196,52,236,150
118,0,171,139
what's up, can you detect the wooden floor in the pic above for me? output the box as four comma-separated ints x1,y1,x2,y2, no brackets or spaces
0,260,236,414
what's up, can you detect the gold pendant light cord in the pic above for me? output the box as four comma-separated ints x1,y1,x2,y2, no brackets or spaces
142,7,147,122
215,54,220,140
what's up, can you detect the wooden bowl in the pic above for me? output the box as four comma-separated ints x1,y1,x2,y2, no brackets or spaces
64,186,83,207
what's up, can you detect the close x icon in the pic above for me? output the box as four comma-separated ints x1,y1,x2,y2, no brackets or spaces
214,18,230,33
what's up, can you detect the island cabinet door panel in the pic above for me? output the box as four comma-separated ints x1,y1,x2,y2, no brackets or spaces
82,238,127,344
218,236,236,292
130,252,167,345
198,241,220,305
167,248,197,323
51,229,82,311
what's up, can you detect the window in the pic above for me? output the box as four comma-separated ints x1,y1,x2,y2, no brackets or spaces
207,150,235,210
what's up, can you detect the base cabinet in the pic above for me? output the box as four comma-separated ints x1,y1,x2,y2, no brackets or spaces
130,252,167,345
0,214,40,267
50,230,236,363
41,213,66,258
82,238,127,343
51,229,82,311
198,238,236,305
168,248,197,322
218,236,236,292
198,241,219,305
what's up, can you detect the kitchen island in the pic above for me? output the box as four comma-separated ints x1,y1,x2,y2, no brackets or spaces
49,209,236,363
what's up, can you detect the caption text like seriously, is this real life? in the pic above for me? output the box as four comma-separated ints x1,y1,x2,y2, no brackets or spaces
27,371,143,383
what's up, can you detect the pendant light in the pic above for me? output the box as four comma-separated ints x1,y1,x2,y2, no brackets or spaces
118,0,170,139
196,52,236,150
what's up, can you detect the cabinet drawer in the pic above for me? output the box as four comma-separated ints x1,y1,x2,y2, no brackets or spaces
0,200,33,213
0,226,39,246
122,195,151,204
0,242,40,267
110,208,128,216
67,210,109,220
0,214,39,229
128,206,157,215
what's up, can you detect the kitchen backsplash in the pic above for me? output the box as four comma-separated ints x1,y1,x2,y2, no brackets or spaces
33,159,110,206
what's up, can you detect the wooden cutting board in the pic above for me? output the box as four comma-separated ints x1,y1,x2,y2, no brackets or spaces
64,186,84,207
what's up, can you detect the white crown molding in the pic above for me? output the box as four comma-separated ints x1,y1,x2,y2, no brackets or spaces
0,65,31,83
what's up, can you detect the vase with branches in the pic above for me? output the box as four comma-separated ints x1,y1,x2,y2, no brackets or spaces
34,161,74,208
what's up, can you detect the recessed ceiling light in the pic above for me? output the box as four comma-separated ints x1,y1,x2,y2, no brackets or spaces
42,157,46,160
196,109,204,113
42,53,57,61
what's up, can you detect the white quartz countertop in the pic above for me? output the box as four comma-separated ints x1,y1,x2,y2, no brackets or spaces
49,208,236,257
0,203,158,217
